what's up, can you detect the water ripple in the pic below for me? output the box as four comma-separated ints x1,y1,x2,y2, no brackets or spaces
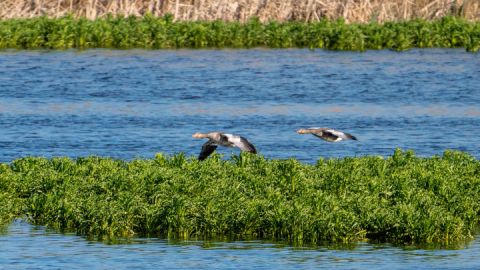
1,221,479,270
0,49,479,162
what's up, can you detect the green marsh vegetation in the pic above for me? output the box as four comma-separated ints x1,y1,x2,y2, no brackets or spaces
0,15,479,51
0,149,479,245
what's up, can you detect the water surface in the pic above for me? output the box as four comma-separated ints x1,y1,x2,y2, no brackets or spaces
1,48,480,269
0,49,479,162
1,220,479,270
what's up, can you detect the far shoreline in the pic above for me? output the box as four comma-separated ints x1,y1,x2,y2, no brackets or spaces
0,15,479,52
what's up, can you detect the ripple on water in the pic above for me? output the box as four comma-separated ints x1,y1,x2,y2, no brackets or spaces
0,49,479,268
1,221,480,270
0,49,479,162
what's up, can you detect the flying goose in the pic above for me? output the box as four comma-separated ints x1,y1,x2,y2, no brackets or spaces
297,127,357,142
192,132,257,160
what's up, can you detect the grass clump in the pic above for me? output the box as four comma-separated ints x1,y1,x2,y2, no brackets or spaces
0,15,479,51
0,149,479,245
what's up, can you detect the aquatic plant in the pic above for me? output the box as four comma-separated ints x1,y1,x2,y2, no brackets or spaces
0,149,479,245
0,15,479,51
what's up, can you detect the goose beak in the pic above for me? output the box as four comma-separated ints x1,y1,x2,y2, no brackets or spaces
192,133,203,138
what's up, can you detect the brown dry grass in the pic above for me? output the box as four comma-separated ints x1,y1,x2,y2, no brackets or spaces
0,0,479,22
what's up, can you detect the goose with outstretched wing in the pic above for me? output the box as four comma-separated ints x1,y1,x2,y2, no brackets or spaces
297,127,357,142
192,132,257,160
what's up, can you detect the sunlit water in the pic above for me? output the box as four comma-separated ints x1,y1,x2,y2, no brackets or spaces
0,49,479,162
1,221,479,270
0,49,479,268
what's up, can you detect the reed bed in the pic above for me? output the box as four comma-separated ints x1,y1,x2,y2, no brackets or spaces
0,0,479,23
0,15,479,51
0,149,479,244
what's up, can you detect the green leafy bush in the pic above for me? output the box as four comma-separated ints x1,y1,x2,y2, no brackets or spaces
0,150,479,244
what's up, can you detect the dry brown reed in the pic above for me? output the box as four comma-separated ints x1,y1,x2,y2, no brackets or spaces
0,0,479,22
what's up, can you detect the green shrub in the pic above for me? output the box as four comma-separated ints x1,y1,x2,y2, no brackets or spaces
0,150,479,244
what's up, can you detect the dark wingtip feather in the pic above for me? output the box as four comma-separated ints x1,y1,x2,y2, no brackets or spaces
348,134,358,140
239,136,257,154
198,141,217,161
198,153,209,161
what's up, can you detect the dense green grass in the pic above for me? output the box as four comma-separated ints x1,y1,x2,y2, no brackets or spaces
0,15,479,51
0,149,479,245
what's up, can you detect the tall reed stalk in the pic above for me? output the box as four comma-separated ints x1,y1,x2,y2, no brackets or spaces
0,0,479,23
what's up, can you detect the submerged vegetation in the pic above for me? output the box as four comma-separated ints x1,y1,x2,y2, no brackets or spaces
0,15,479,51
0,149,479,245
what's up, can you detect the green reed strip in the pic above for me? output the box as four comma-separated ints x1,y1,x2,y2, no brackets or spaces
0,15,479,51
0,149,479,244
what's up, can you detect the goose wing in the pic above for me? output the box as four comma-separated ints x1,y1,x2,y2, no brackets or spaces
311,129,339,141
323,129,357,141
228,135,257,153
198,140,218,160
327,129,357,140
324,129,343,139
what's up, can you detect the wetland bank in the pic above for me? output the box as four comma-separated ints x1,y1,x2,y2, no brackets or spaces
0,48,479,258
0,15,479,51
0,1,480,267
1,150,480,245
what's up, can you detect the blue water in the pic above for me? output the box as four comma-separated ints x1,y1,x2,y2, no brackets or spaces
0,49,479,163
0,49,480,269
1,220,479,270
